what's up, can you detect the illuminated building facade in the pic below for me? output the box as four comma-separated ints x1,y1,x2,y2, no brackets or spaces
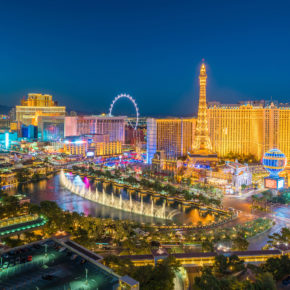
208,101,290,165
64,115,125,143
125,117,146,146
151,150,177,175
0,131,18,149
63,138,88,156
0,115,10,130
0,172,18,188
63,134,122,157
206,162,252,193
10,122,19,132
95,141,122,156
38,116,65,141
21,125,37,139
146,118,196,163
16,94,66,126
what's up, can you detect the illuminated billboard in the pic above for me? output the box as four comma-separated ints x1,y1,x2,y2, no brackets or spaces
87,151,95,157
277,179,285,189
264,177,285,190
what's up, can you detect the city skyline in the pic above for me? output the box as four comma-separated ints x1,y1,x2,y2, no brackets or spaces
0,2,289,289
0,1,289,116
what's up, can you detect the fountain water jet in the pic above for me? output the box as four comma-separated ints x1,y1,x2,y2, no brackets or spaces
60,170,177,220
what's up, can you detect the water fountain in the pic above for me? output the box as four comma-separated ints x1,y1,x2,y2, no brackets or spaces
60,170,178,220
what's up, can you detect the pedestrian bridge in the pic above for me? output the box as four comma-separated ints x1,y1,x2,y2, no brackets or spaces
119,250,284,267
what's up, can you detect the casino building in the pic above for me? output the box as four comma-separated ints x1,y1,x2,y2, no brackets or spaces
208,101,290,165
16,93,66,126
146,63,290,168
65,115,125,143
146,118,196,163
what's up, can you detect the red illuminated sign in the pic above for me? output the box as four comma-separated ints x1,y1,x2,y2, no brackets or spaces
264,178,277,189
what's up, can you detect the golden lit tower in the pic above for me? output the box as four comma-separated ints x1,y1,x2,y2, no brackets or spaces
193,63,212,152
190,62,218,162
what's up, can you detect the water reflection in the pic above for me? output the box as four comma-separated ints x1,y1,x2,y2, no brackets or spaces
7,174,218,225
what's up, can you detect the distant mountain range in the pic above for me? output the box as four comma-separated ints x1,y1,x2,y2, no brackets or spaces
0,104,195,118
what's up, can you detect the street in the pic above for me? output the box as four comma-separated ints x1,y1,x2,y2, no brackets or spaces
222,192,290,250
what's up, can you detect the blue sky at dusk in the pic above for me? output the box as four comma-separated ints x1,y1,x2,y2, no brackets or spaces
0,0,289,116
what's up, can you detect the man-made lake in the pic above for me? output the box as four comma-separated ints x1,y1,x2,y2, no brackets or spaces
8,174,219,226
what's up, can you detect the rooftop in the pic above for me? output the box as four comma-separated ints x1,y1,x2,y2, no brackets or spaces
0,238,122,290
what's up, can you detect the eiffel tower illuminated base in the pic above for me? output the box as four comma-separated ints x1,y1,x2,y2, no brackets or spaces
188,149,218,164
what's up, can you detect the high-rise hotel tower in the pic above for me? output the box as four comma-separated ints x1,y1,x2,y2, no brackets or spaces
16,93,66,126
208,101,290,165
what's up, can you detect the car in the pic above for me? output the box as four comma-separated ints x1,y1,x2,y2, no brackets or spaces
27,256,32,262
3,262,8,269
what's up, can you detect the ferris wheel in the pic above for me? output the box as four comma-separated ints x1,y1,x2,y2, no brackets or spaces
108,93,139,130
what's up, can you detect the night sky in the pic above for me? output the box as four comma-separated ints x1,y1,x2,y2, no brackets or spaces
0,0,289,116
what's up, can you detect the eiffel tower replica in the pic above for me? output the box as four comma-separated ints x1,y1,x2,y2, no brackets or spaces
189,62,218,165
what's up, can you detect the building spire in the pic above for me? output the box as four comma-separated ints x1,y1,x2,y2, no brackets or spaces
200,62,206,76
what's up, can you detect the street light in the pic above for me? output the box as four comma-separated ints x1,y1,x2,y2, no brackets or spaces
85,268,88,285
44,244,48,258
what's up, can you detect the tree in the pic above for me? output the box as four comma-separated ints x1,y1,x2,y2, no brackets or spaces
194,267,221,290
228,255,245,273
2,236,23,247
125,176,138,185
24,231,39,243
152,180,163,192
0,194,21,218
104,255,179,290
262,255,290,280
104,170,113,179
32,172,41,181
26,203,40,215
232,232,249,251
150,240,161,248
253,272,276,290
202,240,214,252
213,254,245,276
74,227,90,247
103,255,134,276
268,227,290,246
39,201,62,219
132,256,180,290
183,190,192,201
15,168,30,183
214,255,229,275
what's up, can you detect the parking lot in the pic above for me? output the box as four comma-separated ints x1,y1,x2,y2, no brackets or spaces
0,239,119,289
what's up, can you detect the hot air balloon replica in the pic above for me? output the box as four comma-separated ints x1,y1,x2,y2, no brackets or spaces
262,149,287,191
